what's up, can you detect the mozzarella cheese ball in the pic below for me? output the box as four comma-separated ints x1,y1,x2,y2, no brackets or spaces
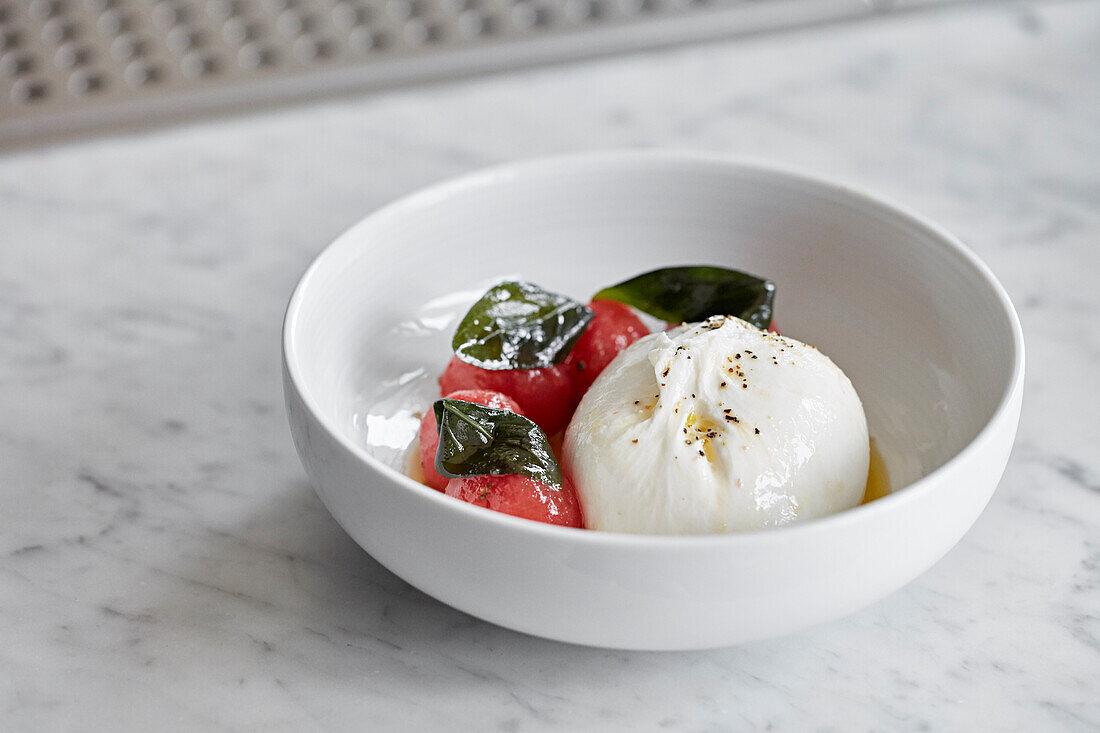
564,316,869,534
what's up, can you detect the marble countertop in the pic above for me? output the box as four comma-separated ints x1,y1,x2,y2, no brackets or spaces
2,1,1098,729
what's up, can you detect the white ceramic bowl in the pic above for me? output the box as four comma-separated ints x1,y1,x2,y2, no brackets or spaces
283,151,1024,650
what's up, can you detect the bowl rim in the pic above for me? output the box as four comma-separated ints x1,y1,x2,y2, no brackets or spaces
282,149,1025,548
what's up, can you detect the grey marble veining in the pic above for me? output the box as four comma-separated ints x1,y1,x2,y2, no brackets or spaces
2,1,1098,730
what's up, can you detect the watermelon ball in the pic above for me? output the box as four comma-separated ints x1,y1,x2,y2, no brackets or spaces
419,389,524,492
564,299,648,397
439,356,576,436
445,474,583,528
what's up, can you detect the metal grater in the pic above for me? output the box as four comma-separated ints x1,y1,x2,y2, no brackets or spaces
0,0,965,148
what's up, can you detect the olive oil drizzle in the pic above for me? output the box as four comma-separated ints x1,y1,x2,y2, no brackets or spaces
411,432,893,506
861,438,892,505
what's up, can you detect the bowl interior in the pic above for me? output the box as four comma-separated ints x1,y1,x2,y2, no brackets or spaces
287,156,1017,499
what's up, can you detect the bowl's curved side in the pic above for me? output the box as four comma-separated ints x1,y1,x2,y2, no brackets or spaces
284,357,1023,650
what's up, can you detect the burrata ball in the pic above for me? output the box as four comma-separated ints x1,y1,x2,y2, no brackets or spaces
563,316,869,534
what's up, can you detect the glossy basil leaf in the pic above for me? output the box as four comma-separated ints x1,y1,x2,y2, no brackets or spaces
452,281,594,370
593,266,775,329
433,399,563,490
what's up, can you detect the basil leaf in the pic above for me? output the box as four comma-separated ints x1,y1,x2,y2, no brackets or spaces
433,399,564,490
593,266,775,329
452,281,594,370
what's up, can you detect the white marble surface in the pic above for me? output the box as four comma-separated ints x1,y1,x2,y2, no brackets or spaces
2,1,1098,729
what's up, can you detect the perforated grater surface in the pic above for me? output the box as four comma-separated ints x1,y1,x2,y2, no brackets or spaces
0,0,967,147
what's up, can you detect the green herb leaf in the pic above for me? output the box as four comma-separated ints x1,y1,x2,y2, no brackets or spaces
452,281,594,370
433,399,564,489
593,266,775,329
